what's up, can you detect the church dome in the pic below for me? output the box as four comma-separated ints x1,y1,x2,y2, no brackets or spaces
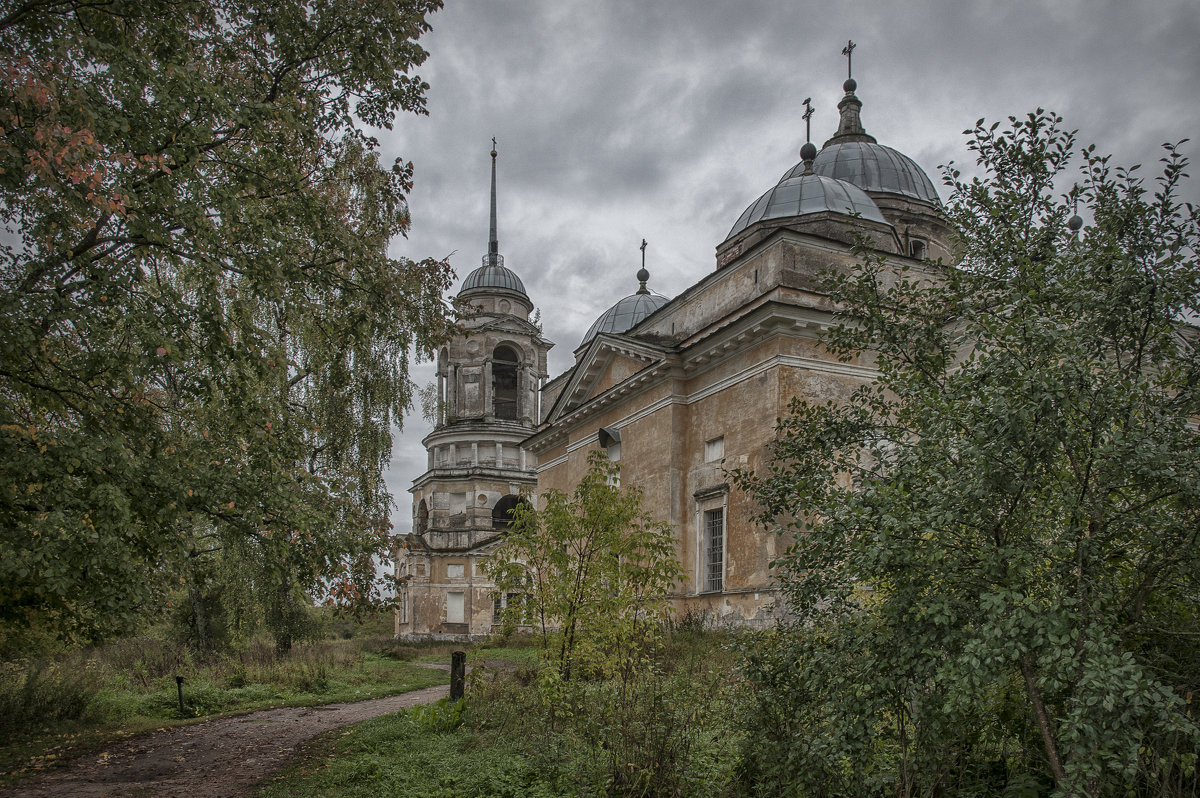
726,172,889,241
787,76,940,205
795,141,940,204
581,266,669,346
459,256,527,296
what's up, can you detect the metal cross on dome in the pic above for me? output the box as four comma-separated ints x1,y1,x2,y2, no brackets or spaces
842,40,856,79
640,238,647,267
802,97,814,142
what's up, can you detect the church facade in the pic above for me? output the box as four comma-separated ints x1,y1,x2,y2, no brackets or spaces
397,73,953,638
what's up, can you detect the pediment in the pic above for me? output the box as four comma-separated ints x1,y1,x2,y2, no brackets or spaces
544,333,669,423
472,315,543,338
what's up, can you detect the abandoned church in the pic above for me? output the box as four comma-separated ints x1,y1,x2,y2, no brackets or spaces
394,68,953,639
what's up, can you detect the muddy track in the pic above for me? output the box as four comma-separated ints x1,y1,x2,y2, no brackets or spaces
2,684,449,798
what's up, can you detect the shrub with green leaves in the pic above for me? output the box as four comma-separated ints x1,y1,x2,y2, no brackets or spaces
735,112,1200,796
485,452,684,682
410,697,465,734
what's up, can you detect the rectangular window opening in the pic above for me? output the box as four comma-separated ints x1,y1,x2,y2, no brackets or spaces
705,436,725,463
703,507,724,593
446,591,465,624
492,592,527,624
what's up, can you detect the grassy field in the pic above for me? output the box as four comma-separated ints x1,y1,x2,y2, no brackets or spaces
0,614,464,785
258,629,745,798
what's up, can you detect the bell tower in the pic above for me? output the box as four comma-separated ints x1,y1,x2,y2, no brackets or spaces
397,143,553,639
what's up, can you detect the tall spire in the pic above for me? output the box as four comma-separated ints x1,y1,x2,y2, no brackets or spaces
487,137,500,265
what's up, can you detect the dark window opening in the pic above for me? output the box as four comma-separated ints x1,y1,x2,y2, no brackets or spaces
493,345,519,420
492,494,527,531
910,239,927,260
703,507,724,593
415,499,429,535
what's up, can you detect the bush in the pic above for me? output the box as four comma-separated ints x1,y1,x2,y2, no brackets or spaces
463,627,744,798
95,636,187,688
0,659,103,738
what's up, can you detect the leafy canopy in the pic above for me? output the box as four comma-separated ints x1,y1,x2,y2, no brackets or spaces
0,0,454,646
736,112,1200,796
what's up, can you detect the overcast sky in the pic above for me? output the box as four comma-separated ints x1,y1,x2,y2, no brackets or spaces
379,0,1200,532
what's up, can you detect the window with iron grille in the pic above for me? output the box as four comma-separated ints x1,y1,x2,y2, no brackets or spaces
492,592,527,624
703,507,724,593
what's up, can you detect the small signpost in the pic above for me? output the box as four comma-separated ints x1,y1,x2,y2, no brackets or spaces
175,675,186,715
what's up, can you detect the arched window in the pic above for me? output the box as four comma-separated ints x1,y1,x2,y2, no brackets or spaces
598,427,621,460
598,427,621,485
492,494,528,531
415,499,429,535
493,345,519,420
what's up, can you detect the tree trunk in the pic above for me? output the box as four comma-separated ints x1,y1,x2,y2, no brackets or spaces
1019,655,1067,785
188,582,210,653
272,574,294,655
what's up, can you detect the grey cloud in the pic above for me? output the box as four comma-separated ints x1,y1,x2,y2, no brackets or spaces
383,0,1200,530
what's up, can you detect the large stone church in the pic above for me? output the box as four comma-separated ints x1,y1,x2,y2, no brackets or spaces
395,70,952,639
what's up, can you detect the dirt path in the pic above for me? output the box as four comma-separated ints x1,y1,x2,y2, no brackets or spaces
1,684,449,798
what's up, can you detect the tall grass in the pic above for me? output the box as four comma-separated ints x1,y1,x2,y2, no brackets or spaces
0,660,104,734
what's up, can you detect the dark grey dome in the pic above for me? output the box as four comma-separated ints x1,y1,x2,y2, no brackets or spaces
726,173,889,240
789,141,939,204
581,291,668,345
459,255,527,296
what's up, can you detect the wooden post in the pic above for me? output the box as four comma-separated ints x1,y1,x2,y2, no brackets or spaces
175,675,185,715
450,651,466,700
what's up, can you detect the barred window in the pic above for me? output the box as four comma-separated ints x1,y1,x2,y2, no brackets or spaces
492,592,527,624
703,507,724,593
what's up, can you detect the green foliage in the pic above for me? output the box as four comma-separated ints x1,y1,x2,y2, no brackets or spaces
735,111,1200,796
0,659,103,735
571,642,745,796
0,0,456,645
259,708,570,798
410,697,465,733
485,451,684,681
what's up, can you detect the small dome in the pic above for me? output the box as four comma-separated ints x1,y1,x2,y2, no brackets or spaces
794,141,940,204
581,291,668,345
726,173,889,241
459,256,527,296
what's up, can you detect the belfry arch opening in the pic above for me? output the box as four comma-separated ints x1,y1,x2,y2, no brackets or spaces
492,495,528,531
415,498,429,535
493,345,519,420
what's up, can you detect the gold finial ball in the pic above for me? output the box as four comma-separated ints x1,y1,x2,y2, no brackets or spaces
490,149,498,158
